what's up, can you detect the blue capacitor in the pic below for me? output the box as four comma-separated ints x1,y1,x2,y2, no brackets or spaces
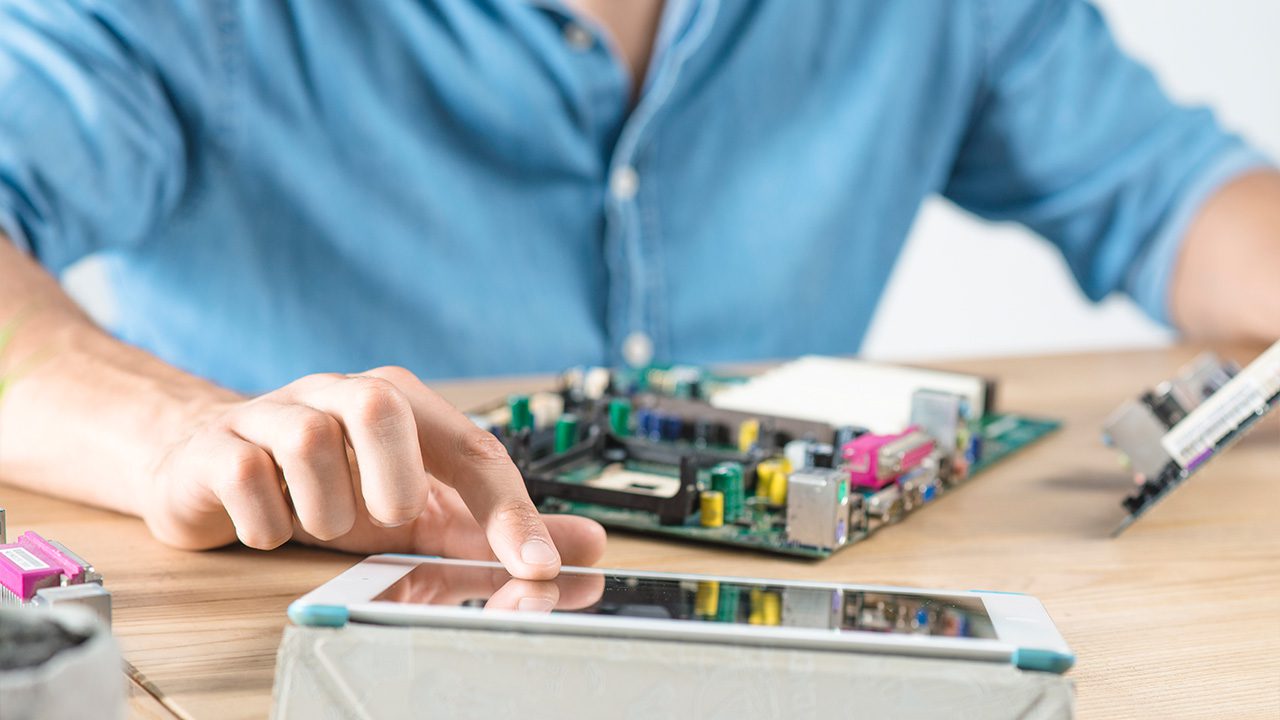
647,412,666,441
636,409,657,439
966,436,983,464
915,607,930,628
921,484,937,503
658,415,684,442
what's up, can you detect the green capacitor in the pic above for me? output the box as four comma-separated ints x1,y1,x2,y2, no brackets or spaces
716,584,742,623
711,462,744,522
554,414,579,453
508,394,533,433
609,397,632,437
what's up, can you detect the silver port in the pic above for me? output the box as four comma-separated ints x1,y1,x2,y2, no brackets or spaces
785,468,849,550
1102,400,1174,479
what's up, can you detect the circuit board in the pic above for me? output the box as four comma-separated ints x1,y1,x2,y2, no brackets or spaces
535,414,1059,558
1104,341,1280,535
1110,394,1277,536
473,360,1060,559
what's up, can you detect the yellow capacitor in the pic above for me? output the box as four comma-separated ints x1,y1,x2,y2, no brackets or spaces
755,458,792,506
695,580,720,617
748,587,783,626
755,461,775,500
762,591,782,626
748,588,765,625
768,470,788,506
700,490,725,528
737,418,761,453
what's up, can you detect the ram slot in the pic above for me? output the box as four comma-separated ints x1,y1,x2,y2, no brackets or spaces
1160,341,1280,468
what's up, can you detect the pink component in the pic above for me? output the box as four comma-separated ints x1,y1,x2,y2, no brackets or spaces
18,531,88,580
0,533,68,601
842,426,936,490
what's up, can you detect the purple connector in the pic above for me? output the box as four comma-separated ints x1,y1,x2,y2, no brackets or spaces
1186,449,1214,472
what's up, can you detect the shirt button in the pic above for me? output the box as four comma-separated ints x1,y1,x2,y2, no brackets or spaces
610,165,639,201
563,22,593,51
622,332,654,367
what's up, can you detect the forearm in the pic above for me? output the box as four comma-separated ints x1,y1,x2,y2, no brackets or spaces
1170,169,1280,341
0,237,237,516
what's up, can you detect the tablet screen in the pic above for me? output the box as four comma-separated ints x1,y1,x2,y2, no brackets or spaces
373,562,995,638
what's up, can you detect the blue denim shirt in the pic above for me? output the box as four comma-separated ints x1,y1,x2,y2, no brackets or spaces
0,0,1267,392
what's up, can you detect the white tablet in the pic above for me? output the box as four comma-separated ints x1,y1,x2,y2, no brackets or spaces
289,555,1074,673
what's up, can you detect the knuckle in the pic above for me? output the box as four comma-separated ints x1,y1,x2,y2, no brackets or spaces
239,526,292,551
456,429,511,467
369,365,418,386
219,444,274,495
284,410,343,457
370,482,430,524
369,365,442,404
281,372,344,395
304,372,345,383
490,497,541,534
346,377,412,426
304,513,355,542
372,504,422,526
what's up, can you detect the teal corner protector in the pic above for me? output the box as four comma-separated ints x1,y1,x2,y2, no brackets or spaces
288,601,350,628
1011,648,1075,674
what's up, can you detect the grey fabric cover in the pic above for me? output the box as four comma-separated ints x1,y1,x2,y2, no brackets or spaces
273,622,1074,719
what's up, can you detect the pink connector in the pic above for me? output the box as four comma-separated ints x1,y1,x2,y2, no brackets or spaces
0,531,88,601
842,426,936,490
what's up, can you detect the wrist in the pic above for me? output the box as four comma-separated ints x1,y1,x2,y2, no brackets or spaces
136,394,242,548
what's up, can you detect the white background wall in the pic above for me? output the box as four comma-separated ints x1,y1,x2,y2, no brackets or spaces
65,1,1279,360
861,0,1280,361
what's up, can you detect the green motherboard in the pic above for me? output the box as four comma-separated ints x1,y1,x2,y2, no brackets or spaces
534,414,1059,558
478,362,1061,559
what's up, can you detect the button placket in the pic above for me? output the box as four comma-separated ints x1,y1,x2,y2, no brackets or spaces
609,165,639,201
622,330,655,367
601,0,720,368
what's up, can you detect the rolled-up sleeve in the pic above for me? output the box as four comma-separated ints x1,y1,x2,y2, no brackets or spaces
943,0,1273,325
0,0,187,273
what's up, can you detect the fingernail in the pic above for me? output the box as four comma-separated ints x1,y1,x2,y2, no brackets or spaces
370,517,407,529
520,539,559,566
517,596,556,613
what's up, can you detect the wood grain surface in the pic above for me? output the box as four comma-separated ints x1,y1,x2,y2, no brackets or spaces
2,346,1276,719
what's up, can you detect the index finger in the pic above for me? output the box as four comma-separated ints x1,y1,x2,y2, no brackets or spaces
363,366,562,580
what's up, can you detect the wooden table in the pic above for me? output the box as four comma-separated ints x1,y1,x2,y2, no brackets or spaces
3,346,1277,719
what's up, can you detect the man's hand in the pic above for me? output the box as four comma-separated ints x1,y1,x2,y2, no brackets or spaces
143,366,605,579
0,240,602,577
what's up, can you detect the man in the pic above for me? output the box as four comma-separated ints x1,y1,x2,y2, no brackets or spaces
0,0,1276,580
